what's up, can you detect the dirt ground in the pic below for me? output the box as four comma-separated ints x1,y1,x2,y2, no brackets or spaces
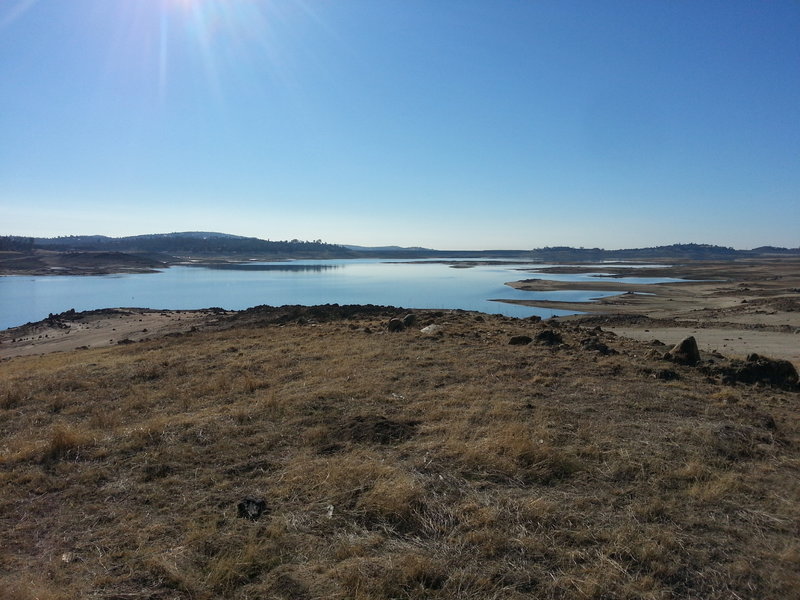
1,305,798,599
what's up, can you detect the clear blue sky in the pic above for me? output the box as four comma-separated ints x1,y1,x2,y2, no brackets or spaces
1,0,798,249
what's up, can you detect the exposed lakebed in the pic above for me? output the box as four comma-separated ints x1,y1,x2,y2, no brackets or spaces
0,259,684,330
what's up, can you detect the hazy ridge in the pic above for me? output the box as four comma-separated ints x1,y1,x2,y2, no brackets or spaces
2,232,799,261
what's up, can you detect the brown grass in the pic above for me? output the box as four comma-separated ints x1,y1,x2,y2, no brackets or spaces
0,308,798,598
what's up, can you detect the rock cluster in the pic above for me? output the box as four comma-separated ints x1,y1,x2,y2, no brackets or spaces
387,314,417,332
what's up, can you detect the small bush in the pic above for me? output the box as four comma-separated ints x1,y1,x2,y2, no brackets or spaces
0,385,26,409
205,540,283,593
42,425,93,462
357,472,422,525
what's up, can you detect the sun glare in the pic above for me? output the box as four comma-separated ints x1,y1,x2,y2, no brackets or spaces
145,0,282,100
169,0,199,9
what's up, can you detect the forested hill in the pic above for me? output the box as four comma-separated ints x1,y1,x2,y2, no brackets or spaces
16,232,355,257
1,235,798,260
527,243,800,261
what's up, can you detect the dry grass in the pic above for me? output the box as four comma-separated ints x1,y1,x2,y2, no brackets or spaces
0,307,798,598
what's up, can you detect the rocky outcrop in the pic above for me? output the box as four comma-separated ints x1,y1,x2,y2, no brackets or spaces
718,354,799,388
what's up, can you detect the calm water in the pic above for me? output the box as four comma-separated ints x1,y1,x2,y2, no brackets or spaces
0,259,684,330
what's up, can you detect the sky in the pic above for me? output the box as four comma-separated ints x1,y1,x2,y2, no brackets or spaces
1,0,798,250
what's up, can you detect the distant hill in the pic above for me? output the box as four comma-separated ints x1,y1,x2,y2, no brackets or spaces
750,246,800,256
342,243,800,261
527,243,800,261
2,234,798,261
128,231,251,240
343,244,434,252
27,232,355,258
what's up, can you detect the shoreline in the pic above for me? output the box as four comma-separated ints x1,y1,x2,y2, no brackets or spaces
501,258,800,366
2,258,798,366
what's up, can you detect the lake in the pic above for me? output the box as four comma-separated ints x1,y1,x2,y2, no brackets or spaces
0,259,683,330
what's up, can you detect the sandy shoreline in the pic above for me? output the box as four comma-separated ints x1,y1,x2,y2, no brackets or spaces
504,258,800,366
0,308,231,359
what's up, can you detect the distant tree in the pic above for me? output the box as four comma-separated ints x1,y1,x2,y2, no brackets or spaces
0,236,34,252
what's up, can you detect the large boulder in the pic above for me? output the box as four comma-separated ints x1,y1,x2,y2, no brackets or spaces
509,335,533,346
387,318,405,332
402,314,416,327
666,336,701,366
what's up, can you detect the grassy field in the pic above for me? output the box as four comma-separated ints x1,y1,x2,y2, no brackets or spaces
1,307,798,599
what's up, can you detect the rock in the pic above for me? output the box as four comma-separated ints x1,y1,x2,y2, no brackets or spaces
402,314,416,327
509,335,533,345
527,315,542,323
653,369,680,381
237,498,267,520
666,336,701,366
387,318,405,332
535,330,563,346
580,336,615,355
420,324,443,335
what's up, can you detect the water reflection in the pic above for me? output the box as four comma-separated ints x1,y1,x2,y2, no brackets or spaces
0,259,685,330
198,263,341,272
